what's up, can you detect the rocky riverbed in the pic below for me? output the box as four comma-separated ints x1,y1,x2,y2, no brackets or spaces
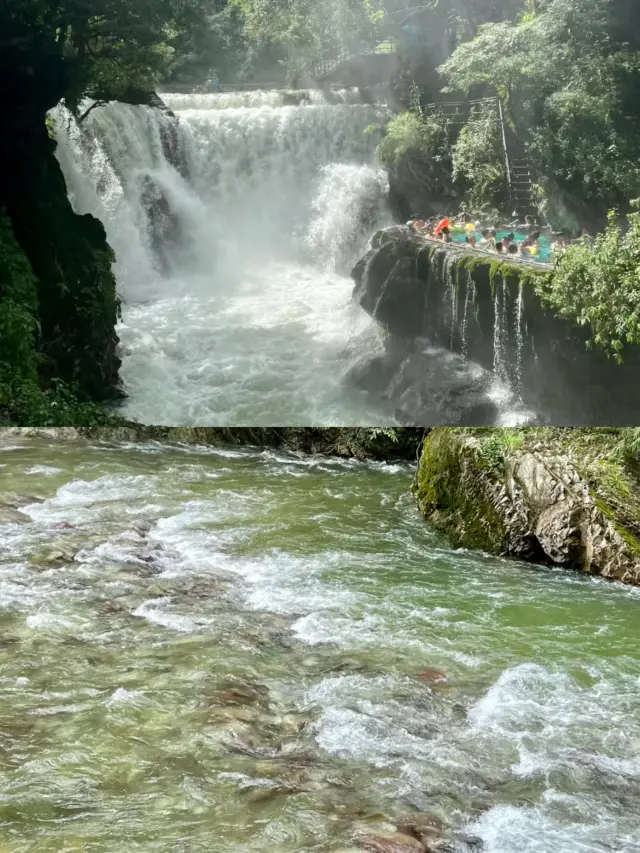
1,430,639,853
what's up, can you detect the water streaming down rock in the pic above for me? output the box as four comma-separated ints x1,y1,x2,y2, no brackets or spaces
53,91,392,425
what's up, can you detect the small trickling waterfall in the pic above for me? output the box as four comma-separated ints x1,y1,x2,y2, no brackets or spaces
513,284,525,404
53,90,392,425
492,279,510,387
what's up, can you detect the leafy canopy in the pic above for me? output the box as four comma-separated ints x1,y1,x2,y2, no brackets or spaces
439,0,640,212
2,0,208,109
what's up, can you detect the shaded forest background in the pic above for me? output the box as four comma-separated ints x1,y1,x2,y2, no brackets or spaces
1,0,640,424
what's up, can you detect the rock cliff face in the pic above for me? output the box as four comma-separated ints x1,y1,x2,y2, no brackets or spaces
415,428,640,586
0,36,122,403
351,229,640,424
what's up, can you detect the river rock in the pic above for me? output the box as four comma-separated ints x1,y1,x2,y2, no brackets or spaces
358,833,425,853
352,237,427,339
0,506,31,524
417,669,447,683
346,344,499,426
2,492,45,507
397,812,448,846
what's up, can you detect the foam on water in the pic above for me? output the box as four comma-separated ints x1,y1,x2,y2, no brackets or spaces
53,91,393,424
2,439,639,853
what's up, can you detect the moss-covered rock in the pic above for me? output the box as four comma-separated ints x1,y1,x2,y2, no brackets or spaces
0,211,40,390
352,230,640,424
0,29,122,414
2,126,122,402
415,428,640,586
0,210,118,426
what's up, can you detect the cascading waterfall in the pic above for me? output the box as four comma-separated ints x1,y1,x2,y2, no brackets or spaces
53,90,391,425
460,278,473,359
492,279,510,387
513,283,525,404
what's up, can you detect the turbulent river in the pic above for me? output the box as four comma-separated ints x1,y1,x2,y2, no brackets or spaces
1,433,639,852
52,91,532,427
54,91,394,425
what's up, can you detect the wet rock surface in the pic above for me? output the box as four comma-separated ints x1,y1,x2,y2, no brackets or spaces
346,344,500,426
351,227,640,425
415,428,640,585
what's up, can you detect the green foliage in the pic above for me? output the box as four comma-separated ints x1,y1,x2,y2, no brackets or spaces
0,211,40,385
474,428,524,468
440,0,640,220
617,428,640,467
452,104,508,210
378,111,445,170
538,204,640,360
1,0,209,110
0,211,113,427
376,93,455,203
230,0,383,74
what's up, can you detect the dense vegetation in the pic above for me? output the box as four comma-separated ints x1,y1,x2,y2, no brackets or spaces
2,0,640,421
0,0,213,424
542,205,640,359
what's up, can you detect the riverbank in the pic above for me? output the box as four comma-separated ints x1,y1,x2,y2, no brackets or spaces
415,428,640,586
6,427,640,589
2,427,426,462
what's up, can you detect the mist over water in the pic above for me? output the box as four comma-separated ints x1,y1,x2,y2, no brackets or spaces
54,92,397,424
53,91,535,425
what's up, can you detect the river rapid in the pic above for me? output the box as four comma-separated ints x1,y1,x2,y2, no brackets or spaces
1,433,639,852
52,92,532,426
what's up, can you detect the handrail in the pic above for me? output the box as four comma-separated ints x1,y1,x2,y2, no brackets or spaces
416,234,553,270
497,97,512,191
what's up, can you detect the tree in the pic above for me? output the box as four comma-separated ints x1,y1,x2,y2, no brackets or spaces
541,203,640,360
439,0,640,221
1,0,208,111
452,103,508,210
230,0,384,70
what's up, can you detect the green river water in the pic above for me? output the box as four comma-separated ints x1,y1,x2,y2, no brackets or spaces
0,434,639,853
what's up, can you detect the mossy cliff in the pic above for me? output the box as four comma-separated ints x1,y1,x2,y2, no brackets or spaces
352,229,640,424
415,428,640,586
0,31,122,421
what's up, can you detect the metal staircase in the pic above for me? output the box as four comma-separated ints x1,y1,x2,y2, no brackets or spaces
507,143,535,217
424,96,536,216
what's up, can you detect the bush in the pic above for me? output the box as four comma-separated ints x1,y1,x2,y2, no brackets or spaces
539,204,640,360
452,105,508,210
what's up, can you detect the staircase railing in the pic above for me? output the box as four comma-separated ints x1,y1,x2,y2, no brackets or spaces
307,40,396,81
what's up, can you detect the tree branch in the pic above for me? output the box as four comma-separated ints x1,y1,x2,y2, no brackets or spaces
78,99,109,123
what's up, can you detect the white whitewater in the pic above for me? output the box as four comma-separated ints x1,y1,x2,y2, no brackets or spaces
53,91,392,424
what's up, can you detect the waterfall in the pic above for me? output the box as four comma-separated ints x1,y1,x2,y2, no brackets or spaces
52,90,391,425
514,283,525,403
460,278,473,360
492,279,510,386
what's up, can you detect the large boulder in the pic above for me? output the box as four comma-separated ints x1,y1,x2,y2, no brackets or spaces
414,429,640,585
352,232,426,339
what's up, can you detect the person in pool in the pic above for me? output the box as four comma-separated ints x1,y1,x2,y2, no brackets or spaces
441,226,452,243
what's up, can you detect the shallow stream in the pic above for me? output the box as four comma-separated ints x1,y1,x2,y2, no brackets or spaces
1,435,639,852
